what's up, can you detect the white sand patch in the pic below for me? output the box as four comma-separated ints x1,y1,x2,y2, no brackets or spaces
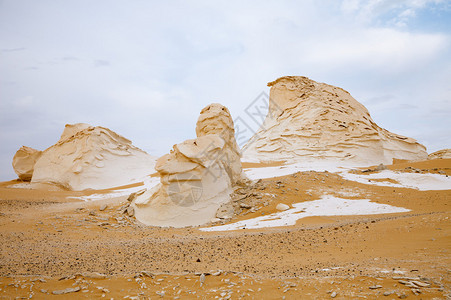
67,177,160,201
200,195,409,231
341,170,451,191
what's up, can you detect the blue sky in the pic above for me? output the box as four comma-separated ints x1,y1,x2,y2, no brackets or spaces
1,0,450,180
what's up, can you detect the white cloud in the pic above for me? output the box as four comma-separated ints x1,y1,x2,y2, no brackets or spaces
340,0,446,26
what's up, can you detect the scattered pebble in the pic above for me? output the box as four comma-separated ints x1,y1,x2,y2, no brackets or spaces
276,203,290,211
52,287,81,295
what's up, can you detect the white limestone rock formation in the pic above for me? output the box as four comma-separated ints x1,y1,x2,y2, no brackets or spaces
243,76,428,166
31,123,156,190
12,146,42,181
133,103,244,228
428,149,451,160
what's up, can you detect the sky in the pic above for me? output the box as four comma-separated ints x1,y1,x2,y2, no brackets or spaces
1,0,450,181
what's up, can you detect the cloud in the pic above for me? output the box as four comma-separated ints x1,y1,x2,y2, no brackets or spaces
1,47,26,52
340,0,447,26
94,59,110,67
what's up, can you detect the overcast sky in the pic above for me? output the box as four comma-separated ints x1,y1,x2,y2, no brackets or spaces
1,0,450,181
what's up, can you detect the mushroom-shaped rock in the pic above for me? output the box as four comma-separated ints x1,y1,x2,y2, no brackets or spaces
243,76,428,165
12,146,42,181
31,123,156,190
132,103,245,228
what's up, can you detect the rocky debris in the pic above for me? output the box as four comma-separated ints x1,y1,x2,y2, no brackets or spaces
276,203,290,211
99,204,108,211
243,76,427,165
30,123,156,190
132,104,246,228
52,286,81,295
12,146,42,181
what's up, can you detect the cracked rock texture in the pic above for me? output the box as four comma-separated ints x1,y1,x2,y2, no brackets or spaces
31,123,156,190
243,76,427,165
133,104,245,228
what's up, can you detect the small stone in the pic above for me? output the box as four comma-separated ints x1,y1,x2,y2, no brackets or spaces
330,291,337,298
411,280,430,287
369,285,383,289
240,203,252,209
376,163,387,171
276,203,290,211
127,192,137,202
99,204,108,211
89,211,97,216
141,271,155,278
40,289,47,293
52,287,81,295
127,206,135,217
156,291,165,297
383,291,393,296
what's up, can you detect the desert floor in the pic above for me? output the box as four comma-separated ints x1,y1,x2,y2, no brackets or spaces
0,159,450,299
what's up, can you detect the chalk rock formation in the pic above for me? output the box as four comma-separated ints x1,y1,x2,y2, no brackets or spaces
31,123,156,190
243,76,427,165
429,149,451,160
12,146,42,181
133,103,244,228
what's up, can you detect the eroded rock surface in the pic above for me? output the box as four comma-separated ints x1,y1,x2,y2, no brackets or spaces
243,76,427,165
12,146,42,181
133,104,245,228
31,123,156,190
428,149,451,160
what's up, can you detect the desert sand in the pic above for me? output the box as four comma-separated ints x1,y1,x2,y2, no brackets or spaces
0,158,450,299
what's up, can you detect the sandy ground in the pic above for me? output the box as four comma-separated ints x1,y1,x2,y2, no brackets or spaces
0,159,450,299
